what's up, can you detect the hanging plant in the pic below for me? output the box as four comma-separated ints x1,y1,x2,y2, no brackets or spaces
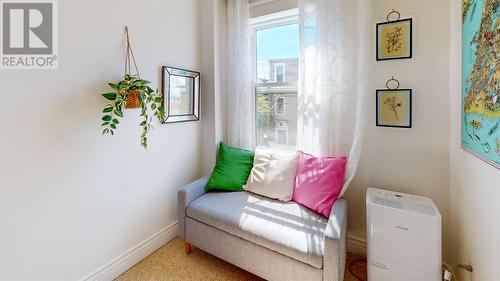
100,27,165,149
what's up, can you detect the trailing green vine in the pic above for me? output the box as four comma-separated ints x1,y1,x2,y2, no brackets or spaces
100,74,165,149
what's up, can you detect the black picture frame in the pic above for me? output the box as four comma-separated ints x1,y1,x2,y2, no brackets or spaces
376,18,413,61
161,66,200,124
376,89,412,128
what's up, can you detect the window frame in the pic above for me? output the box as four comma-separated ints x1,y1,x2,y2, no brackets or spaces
249,8,299,148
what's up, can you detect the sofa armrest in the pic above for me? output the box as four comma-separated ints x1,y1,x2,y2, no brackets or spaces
323,198,348,281
178,176,209,240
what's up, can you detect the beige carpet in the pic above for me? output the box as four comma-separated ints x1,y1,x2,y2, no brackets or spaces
116,238,367,281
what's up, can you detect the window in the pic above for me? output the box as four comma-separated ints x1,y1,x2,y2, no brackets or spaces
276,97,285,115
275,64,285,82
251,9,298,148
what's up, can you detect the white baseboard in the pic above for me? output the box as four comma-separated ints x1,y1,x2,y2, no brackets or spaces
81,221,179,281
347,234,367,257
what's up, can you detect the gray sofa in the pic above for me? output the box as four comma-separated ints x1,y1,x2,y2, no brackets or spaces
178,177,347,281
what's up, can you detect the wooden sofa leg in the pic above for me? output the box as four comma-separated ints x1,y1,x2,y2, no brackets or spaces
184,241,192,255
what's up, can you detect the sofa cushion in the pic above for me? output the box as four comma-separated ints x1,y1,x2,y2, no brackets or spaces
243,149,299,202
186,191,327,268
293,152,347,218
205,142,255,192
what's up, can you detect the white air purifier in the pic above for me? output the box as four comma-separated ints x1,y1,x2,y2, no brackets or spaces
366,188,442,281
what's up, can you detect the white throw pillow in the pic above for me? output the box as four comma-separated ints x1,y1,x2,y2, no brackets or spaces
243,149,299,202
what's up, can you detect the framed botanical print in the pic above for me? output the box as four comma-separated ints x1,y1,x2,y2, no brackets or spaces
376,18,412,61
161,66,200,123
376,89,412,128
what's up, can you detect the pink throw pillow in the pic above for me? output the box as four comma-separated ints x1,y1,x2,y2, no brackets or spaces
292,152,347,218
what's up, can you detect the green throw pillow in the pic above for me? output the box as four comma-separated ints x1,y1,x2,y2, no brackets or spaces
205,142,255,191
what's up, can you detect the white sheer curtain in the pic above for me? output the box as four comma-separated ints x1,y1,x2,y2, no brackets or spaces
298,0,372,196
227,0,253,150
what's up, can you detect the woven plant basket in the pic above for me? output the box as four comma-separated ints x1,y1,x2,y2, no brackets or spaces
124,90,141,109
122,27,141,109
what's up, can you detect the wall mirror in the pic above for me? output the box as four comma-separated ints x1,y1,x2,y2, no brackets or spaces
161,66,200,123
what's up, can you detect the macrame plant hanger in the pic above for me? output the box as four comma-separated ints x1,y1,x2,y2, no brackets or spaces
123,26,141,109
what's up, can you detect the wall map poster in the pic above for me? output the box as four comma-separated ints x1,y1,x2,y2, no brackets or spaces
462,0,500,169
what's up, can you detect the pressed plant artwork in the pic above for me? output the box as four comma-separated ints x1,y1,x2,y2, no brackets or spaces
384,26,403,54
376,18,412,60
383,96,403,120
376,89,412,128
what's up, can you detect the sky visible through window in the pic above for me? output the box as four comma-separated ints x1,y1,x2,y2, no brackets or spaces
256,23,299,82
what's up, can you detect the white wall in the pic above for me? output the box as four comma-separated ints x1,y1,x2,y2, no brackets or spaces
344,0,451,260
448,0,500,280
0,0,201,279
